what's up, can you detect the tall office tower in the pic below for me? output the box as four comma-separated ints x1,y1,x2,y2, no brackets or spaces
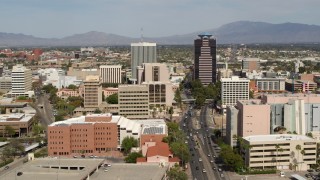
11,64,32,97
131,42,157,80
118,84,149,119
99,65,122,84
194,33,217,85
221,76,250,107
83,75,102,108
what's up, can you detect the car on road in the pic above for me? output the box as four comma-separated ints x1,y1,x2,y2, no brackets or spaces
202,169,206,173
196,166,199,170
210,160,214,163
89,155,94,158
199,158,202,162
207,154,211,157
103,164,112,167
73,155,78,158
17,172,23,176
4,166,9,170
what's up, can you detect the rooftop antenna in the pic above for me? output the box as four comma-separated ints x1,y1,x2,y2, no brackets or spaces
140,27,144,42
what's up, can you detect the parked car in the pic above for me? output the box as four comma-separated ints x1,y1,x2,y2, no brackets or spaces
202,169,206,173
4,166,9,170
17,172,23,176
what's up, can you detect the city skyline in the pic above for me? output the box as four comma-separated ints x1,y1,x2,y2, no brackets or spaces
0,0,320,38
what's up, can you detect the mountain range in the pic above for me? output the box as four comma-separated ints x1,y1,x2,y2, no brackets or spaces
1,21,320,47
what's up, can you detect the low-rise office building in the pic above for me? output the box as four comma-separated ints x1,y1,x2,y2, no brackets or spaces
0,113,35,137
285,80,317,93
254,78,286,92
56,88,81,99
118,84,149,119
48,114,167,156
242,134,316,171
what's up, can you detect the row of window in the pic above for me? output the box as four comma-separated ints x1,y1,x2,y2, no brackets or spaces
119,91,148,94
53,152,69,155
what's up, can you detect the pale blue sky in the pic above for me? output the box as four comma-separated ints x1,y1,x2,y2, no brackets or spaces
0,0,319,38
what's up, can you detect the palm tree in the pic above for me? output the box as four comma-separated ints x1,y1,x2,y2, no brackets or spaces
275,144,280,169
296,144,302,171
279,148,284,169
300,149,305,171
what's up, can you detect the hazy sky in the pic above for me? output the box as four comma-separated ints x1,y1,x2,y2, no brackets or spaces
1,0,319,38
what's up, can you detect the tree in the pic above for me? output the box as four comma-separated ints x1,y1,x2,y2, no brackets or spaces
17,96,27,100
67,96,83,108
32,124,44,136
167,165,188,180
279,148,284,169
168,107,174,120
4,126,15,137
94,109,102,113
9,140,25,157
300,149,305,171
67,84,77,90
249,90,254,99
296,144,301,171
306,132,313,138
170,142,190,165
124,152,143,163
102,92,105,101
174,90,182,107
275,144,280,168
54,115,64,122
121,137,138,154
106,93,118,104
195,94,205,108
220,143,244,171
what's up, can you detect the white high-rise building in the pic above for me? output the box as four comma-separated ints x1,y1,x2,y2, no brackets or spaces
99,65,122,84
221,76,250,108
11,64,32,98
131,42,157,80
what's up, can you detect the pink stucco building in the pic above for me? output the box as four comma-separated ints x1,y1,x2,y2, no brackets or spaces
236,99,270,137
137,142,179,166
261,93,320,104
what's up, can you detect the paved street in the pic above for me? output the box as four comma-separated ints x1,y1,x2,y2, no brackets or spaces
34,93,55,129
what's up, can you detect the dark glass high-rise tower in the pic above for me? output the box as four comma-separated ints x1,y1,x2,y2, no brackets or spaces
194,33,217,85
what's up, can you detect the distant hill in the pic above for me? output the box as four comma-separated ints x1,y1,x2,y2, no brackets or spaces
1,21,320,47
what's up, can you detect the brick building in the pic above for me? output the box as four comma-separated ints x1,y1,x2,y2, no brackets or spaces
48,114,167,156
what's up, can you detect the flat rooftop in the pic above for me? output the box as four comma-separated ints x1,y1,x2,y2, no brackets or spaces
0,158,104,180
90,163,167,180
244,134,315,142
50,114,121,126
0,113,34,122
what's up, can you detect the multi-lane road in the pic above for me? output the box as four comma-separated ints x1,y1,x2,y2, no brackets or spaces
180,104,227,180
34,93,55,129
